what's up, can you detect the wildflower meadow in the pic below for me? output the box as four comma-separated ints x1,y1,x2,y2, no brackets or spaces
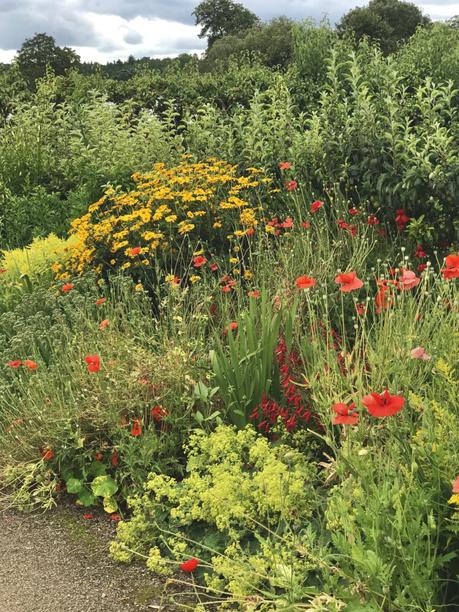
0,1,458,610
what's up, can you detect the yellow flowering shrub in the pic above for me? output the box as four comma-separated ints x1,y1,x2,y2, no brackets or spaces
62,159,272,281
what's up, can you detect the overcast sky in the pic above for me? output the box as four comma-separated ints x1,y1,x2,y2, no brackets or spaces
0,0,457,64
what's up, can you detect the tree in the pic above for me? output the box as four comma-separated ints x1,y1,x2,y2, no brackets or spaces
337,0,430,54
16,33,80,86
193,0,260,48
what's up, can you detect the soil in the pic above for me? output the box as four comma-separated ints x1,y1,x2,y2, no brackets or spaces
0,502,186,612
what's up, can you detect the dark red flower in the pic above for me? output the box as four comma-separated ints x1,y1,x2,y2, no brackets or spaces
335,272,363,292
348,208,359,215
362,390,404,417
95,451,103,461
85,355,100,373
110,514,121,522
286,180,298,191
180,558,199,573
395,209,410,230
130,418,142,437
41,447,54,461
332,402,359,425
7,360,22,368
367,214,380,226
62,283,74,293
111,450,119,467
417,263,427,273
441,254,459,279
193,255,208,268
310,200,324,213
295,275,316,290
414,244,427,258
151,405,167,422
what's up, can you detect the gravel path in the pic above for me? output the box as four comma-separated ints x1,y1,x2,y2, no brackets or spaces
0,504,179,612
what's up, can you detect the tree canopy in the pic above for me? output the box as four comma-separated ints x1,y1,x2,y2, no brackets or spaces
193,0,260,48
16,33,80,85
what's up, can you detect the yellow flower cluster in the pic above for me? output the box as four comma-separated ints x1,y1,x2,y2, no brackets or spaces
61,158,271,279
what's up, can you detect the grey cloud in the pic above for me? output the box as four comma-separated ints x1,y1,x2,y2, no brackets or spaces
123,30,143,44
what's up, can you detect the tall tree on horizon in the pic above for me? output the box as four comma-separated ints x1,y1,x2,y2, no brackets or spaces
193,0,260,49
16,33,80,86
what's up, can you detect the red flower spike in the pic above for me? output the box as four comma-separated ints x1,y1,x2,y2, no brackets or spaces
295,275,316,290
85,355,100,373
335,272,363,292
332,402,359,425
180,558,199,573
130,418,142,437
362,390,404,418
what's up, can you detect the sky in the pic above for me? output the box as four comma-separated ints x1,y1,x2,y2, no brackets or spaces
0,0,457,64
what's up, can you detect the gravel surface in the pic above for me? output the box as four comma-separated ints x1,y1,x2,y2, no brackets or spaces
0,504,180,612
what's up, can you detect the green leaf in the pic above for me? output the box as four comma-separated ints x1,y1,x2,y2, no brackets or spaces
103,496,118,513
77,487,96,507
66,477,83,494
91,475,118,498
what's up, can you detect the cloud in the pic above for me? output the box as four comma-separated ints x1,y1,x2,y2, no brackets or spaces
0,0,455,64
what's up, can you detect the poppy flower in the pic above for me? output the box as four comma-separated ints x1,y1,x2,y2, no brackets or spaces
130,418,142,437
301,221,310,229
151,405,167,422
295,275,316,290
193,255,208,268
310,200,324,213
411,346,431,361
99,319,110,331
23,359,38,370
399,269,420,291
279,161,292,170
355,302,366,315
41,447,54,461
111,450,119,467
85,354,100,373
415,244,427,258
286,180,298,191
83,513,93,520
395,209,410,230
335,272,363,292
62,283,74,293
248,290,261,298
280,217,294,229
209,262,218,272
7,360,22,368
441,254,459,279
417,263,427,273
332,402,359,425
224,322,238,335
362,390,404,417
129,247,142,256
375,281,392,314
95,297,106,305
180,558,199,573
367,214,380,226
453,476,459,494
95,451,103,461
348,208,359,215
110,514,121,522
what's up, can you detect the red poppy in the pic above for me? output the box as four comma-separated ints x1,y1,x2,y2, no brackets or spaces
347,224,358,237
110,514,121,522
295,275,316,290
95,297,106,305
111,450,119,467
221,284,232,293
246,227,255,236
85,354,100,373
367,214,380,226
453,476,459,494
362,390,404,417
375,281,392,314
310,200,324,213
301,221,310,229
332,402,359,425
23,359,38,371
193,255,208,268
411,346,431,361
83,513,93,520
151,405,167,422
248,290,261,298
180,558,199,573
7,360,22,368
441,254,459,279
414,244,427,258
41,447,54,461
209,262,218,272
279,161,292,170
395,209,410,230
99,319,110,331
280,217,294,229
348,208,359,215
130,418,142,436
417,263,427,273
355,302,366,315
62,283,74,293
95,451,103,461
399,269,420,291
130,247,142,256
224,322,238,335
286,180,298,191
335,272,363,292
